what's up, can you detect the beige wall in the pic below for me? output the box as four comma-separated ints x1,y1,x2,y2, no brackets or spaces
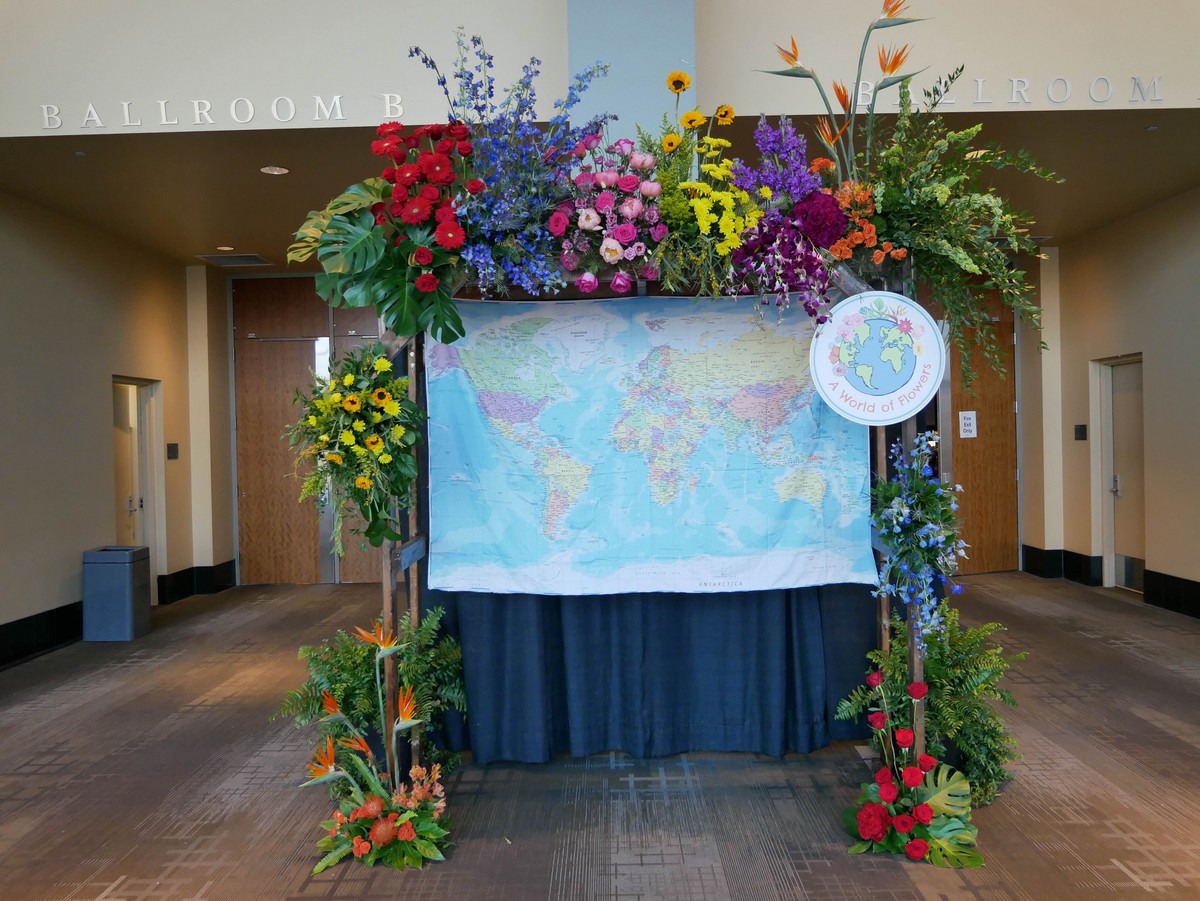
0,189,194,625
1051,186,1200,580
207,272,236,565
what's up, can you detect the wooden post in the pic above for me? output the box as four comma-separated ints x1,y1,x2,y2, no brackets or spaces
406,332,423,770
907,601,925,758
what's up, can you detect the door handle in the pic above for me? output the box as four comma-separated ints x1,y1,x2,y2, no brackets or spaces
1111,474,1121,496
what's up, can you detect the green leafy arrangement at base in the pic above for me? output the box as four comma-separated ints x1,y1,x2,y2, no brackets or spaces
286,344,425,550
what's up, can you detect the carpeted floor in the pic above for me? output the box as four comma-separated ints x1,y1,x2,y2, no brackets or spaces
1,573,1199,900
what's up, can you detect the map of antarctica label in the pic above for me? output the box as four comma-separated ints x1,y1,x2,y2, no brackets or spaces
425,298,875,596
809,292,946,427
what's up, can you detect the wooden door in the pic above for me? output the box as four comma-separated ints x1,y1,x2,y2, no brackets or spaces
233,278,328,584
949,315,1019,574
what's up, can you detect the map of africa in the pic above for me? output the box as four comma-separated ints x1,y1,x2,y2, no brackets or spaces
425,297,875,595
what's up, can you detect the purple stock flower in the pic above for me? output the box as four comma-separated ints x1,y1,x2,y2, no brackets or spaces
732,115,821,205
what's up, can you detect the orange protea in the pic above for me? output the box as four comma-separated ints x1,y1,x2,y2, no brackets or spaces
833,80,851,113
775,35,800,68
321,689,341,716
360,795,386,819
353,621,399,648
368,818,396,848
305,735,337,780
338,735,373,757
877,44,910,76
880,0,910,19
816,117,850,148
397,684,418,722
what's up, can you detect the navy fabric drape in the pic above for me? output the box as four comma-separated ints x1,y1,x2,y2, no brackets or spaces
430,584,875,765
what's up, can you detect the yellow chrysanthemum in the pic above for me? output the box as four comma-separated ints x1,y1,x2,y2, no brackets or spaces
714,104,735,125
319,433,329,443
373,356,392,373
351,445,367,457
661,133,681,154
306,415,318,427
342,394,361,413
701,136,732,150
380,453,393,464
331,392,342,404
383,400,401,416
342,373,355,387
390,425,407,441
352,419,366,433
355,476,373,490
679,181,712,197
680,110,706,130
666,71,692,94
340,430,356,446
700,163,730,182
365,435,384,455
759,186,773,199
371,411,383,424
325,453,343,465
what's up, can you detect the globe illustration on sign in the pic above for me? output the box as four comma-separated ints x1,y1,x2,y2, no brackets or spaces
839,317,918,397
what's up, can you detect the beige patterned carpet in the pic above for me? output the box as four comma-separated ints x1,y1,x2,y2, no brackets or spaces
1,573,1198,899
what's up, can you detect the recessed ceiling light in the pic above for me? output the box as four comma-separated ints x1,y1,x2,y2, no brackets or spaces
260,164,289,175
216,245,235,251
1145,125,1160,132
74,151,87,157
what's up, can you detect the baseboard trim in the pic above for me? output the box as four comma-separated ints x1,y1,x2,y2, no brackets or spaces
156,560,237,606
1063,551,1103,587
1145,570,1200,619
1021,545,1064,579
0,601,83,670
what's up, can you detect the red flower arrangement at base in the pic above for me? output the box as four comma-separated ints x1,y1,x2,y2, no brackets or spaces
843,674,984,869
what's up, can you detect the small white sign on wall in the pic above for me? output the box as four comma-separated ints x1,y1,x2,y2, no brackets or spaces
959,410,978,439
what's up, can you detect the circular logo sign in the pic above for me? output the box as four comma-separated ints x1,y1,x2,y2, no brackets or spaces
809,291,945,426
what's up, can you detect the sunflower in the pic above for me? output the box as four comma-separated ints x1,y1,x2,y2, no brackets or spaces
325,452,343,465
714,104,735,126
371,387,392,406
355,476,373,490
666,70,692,94
341,394,362,413
661,133,682,154
680,110,706,130
365,435,384,455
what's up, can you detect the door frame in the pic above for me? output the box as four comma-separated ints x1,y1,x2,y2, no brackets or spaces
1092,353,1143,589
113,377,164,605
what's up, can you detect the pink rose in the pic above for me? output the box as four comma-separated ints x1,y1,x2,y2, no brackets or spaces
649,223,669,242
610,271,632,293
576,271,598,293
577,209,602,231
640,180,662,198
594,191,616,213
573,141,587,158
640,263,659,280
611,222,638,244
617,174,640,193
583,133,602,150
619,197,644,220
548,210,569,237
611,137,635,155
594,169,619,188
573,171,595,190
630,151,656,171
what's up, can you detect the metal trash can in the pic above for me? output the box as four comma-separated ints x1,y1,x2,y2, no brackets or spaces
83,546,151,641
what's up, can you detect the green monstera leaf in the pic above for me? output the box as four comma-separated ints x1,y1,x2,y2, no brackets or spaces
925,816,983,869
918,764,973,820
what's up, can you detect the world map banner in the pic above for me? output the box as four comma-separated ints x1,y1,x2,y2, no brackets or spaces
425,297,876,595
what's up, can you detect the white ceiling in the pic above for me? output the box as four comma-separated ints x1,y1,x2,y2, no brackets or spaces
1,107,1196,274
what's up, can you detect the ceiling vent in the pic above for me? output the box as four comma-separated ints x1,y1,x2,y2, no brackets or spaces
196,253,273,268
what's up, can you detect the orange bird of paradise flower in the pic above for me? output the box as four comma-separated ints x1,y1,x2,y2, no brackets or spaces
306,735,338,780
816,117,850,148
832,80,851,113
353,622,399,649
880,0,910,18
397,685,418,722
775,35,800,68
338,735,373,757
878,44,910,76
321,690,341,717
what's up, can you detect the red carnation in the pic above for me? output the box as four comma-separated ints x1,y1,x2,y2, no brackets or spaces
447,122,470,140
394,164,423,188
894,728,914,749
867,711,887,731
399,196,433,225
391,183,409,201
902,766,924,788
912,802,934,825
874,767,893,785
465,178,486,195
368,817,396,848
434,205,459,224
380,167,397,184
419,184,440,202
396,820,417,842
907,681,929,701
865,672,883,688
878,782,898,804
404,135,420,150
904,838,929,861
435,220,465,250
918,754,937,772
424,124,445,141
413,246,433,266
414,272,439,293
435,139,455,154
376,121,404,136
892,813,915,834
457,141,473,156
855,802,891,843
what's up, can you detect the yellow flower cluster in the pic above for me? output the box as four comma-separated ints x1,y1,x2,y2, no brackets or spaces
677,139,762,256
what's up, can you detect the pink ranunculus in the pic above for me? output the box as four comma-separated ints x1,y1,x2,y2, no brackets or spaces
576,271,598,293
583,133,602,150
599,238,624,264
616,174,640,193
649,223,669,242
611,137,635,155
594,169,619,188
548,210,569,237
594,191,616,214
573,171,595,190
630,151,656,171
610,271,632,293
619,197,644,220
611,222,638,245
639,180,662,198
577,209,602,231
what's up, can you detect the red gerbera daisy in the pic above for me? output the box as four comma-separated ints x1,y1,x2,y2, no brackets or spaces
394,163,422,189
418,152,456,186
399,196,433,225
434,220,465,250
